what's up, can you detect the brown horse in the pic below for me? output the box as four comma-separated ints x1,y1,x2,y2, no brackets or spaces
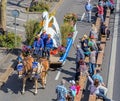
17,55,35,94
39,58,49,88
31,58,49,94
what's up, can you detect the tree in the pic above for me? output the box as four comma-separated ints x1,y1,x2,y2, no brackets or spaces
0,0,7,33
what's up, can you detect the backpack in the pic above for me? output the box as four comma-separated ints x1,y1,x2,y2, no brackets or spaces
71,89,77,97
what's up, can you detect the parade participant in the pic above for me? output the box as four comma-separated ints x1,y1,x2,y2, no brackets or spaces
33,35,44,57
85,1,93,22
56,79,68,101
40,29,48,46
44,34,53,60
17,52,23,64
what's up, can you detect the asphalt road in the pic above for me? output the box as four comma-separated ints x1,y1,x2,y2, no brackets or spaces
0,0,118,101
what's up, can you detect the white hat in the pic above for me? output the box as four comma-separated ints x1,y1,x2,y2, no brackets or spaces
69,80,75,85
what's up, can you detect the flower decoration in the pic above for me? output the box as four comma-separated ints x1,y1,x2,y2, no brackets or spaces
58,45,66,56
64,13,78,25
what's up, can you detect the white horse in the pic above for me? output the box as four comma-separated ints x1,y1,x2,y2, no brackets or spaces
39,11,61,48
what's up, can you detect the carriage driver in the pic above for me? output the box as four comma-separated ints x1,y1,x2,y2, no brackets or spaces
44,34,53,60
33,35,44,57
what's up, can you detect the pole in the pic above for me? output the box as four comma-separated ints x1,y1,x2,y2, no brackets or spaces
15,17,17,47
26,7,29,21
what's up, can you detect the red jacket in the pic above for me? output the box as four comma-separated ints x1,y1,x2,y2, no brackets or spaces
97,5,104,15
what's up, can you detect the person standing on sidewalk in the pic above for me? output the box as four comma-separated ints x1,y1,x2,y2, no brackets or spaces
56,79,68,101
75,45,85,80
85,1,93,23
89,47,97,76
97,3,104,23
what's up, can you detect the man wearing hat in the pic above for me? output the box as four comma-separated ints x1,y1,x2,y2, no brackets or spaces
44,34,53,60
33,35,44,57
40,29,48,46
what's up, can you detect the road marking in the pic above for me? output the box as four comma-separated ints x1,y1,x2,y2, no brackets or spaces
7,16,26,22
55,68,62,80
81,12,85,21
55,60,66,80
7,26,25,32
107,0,119,99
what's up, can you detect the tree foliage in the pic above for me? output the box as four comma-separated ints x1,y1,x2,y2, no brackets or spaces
0,32,21,48
24,20,41,45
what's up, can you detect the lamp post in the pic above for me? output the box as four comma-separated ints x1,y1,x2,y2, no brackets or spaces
12,10,19,47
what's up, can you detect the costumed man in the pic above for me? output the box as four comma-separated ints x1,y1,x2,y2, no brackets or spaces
33,35,44,58
44,34,53,60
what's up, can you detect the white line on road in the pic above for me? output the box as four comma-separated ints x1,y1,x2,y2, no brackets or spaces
55,60,66,80
107,0,119,99
55,68,62,80
7,16,27,22
7,26,25,32
81,12,85,21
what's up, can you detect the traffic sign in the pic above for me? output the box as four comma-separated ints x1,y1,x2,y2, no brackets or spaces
12,10,19,18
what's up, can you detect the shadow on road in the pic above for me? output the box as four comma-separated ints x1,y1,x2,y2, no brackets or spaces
0,73,45,95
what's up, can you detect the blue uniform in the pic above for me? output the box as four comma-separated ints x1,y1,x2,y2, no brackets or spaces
33,38,44,57
40,33,48,46
44,38,53,59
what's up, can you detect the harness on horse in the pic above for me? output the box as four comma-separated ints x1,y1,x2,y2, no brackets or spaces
17,63,23,71
32,61,43,78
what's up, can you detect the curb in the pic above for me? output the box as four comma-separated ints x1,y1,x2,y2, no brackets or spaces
0,49,12,66
0,66,14,87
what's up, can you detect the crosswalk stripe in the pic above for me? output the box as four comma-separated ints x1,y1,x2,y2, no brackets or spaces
7,16,27,22
7,26,25,32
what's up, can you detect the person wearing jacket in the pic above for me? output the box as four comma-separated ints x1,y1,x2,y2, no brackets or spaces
40,30,48,46
44,34,53,59
87,72,112,101
75,45,85,80
56,79,68,101
85,1,93,22
33,36,44,57
97,3,104,22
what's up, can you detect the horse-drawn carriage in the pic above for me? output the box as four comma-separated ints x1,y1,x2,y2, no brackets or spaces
16,11,77,95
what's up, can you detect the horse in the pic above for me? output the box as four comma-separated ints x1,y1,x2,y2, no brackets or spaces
31,58,49,94
39,58,49,88
17,55,35,94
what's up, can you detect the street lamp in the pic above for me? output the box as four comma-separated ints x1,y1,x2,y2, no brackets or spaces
11,10,19,47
